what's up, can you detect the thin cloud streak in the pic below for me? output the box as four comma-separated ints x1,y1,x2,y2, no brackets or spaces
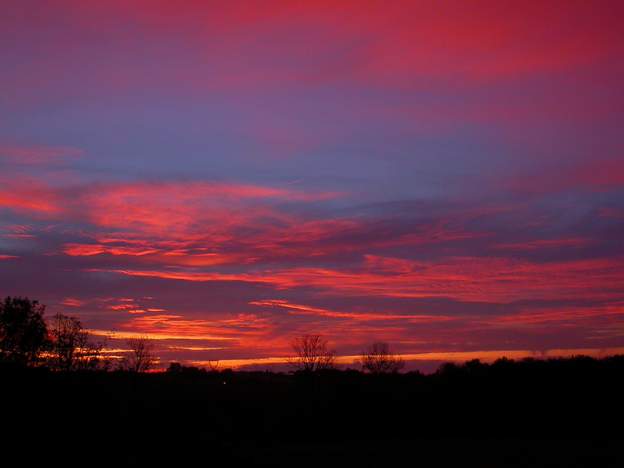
249,299,453,323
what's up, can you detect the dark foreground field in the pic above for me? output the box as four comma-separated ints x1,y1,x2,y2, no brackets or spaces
3,356,624,467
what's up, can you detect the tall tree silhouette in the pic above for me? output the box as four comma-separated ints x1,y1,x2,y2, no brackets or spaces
290,334,335,372
0,296,48,365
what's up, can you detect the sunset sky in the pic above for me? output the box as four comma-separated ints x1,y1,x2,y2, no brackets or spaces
1,0,623,370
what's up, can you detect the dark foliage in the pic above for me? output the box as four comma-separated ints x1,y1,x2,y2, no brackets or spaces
0,296,48,365
3,355,624,467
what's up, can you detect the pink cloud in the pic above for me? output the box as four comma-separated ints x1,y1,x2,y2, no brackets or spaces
0,179,64,215
0,178,340,229
25,2,624,86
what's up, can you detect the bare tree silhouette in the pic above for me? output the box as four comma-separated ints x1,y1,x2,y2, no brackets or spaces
50,313,104,371
290,334,335,372
0,296,48,365
122,336,156,372
361,342,404,374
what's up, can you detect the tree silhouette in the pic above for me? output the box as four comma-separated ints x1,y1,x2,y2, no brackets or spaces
50,313,104,370
0,296,49,365
122,336,156,372
290,334,335,372
361,342,404,374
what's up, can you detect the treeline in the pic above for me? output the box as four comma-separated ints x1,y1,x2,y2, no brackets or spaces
2,296,623,378
0,296,155,371
4,352,624,466
3,298,624,466
0,296,410,374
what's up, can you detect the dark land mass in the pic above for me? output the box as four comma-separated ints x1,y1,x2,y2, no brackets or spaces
3,356,624,467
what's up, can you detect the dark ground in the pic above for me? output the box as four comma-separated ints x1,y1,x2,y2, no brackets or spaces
2,356,623,467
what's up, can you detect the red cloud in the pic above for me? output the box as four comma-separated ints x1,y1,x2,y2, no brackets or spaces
61,210,488,272
64,243,160,257
9,1,620,89
0,178,338,221
81,182,337,232
0,180,63,215
114,312,272,342
4,0,621,140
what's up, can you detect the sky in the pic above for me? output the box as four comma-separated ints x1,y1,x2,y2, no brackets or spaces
1,0,623,370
